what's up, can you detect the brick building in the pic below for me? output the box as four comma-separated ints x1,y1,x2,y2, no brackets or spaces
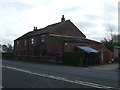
14,15,113,64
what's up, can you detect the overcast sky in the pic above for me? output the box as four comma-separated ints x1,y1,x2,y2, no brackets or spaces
0,0,118,45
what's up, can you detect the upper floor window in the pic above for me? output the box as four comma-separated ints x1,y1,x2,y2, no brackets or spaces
41,35,45,43
24,40,27,46
31,38,34,44
16,41,19,46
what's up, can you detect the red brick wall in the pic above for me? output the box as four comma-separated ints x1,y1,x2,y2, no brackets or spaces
102,51,114,62
14,39,29,60
14,34,63,58
14,39,27,55
64,41,107,52
63,41,114,62
46,35,63,53
28,35,40,56
50,21,86,38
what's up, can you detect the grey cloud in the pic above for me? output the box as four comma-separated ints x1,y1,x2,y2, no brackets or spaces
0,1,33,11
85,30,106,42
84,2,117,22
84,14,102,20
85,13,114,21
0,23,27,45
102,23,118,32
76,21,95,29
1,38,13,45
62,6,82,14
41,0,54,5
101,1,117,21
101,2,117,14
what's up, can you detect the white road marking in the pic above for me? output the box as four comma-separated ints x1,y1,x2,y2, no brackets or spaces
1,65,116,89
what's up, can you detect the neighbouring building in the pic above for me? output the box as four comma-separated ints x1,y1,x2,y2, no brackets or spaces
14,15,114,64
114,46,120,61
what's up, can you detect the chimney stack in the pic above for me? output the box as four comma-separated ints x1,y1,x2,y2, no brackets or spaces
61,15,65,22
36,27,37,30
33,27,37,31
33,27,36,31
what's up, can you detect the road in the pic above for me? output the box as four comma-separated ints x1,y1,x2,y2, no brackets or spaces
1,59,119,89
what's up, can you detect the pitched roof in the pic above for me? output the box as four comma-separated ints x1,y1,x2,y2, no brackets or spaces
15,20,86,40
15,31,34,40
49,34,101,44
32,21,62,36
15,21,66,40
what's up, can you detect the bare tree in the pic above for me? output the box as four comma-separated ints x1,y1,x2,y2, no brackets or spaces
105,24,115,42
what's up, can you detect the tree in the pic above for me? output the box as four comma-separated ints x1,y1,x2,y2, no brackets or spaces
105,24,116,41
101,24,119,51
7,44,13,53
2,44,8,53
2,44,13,53
112,34,120,43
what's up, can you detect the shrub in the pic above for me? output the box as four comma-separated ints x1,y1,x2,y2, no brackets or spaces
2,52,14,60
63,52,85,66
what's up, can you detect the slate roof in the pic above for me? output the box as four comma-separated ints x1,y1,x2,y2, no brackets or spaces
49,35,101,44
15,20,86,40
15,31,34,40
32,22,62,36
15,20,68,40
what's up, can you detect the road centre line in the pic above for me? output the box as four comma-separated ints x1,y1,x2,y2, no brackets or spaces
1,65,115,89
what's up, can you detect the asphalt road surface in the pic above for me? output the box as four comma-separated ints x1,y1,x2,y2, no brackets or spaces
1,59,119,89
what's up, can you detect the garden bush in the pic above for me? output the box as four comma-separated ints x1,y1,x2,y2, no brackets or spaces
63,52,85,66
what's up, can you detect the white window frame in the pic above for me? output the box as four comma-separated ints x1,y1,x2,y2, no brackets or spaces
41,35,45,43
16,41,19,46
31,38,34,44
24,40,27,46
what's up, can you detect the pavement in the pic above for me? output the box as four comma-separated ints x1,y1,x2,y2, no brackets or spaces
89,63,119,71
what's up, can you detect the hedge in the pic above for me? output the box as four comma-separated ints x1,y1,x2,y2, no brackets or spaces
63,52,85,66
2,52,14,60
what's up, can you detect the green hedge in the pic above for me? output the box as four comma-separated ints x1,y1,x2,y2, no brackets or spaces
2,52,14,60
63,52,85,66
2,52,13,56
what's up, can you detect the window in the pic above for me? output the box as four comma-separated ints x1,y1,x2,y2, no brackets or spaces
31,38,34,44
16,41,19,46
24,40,27,46
64,42,68,46
41,35,45,43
